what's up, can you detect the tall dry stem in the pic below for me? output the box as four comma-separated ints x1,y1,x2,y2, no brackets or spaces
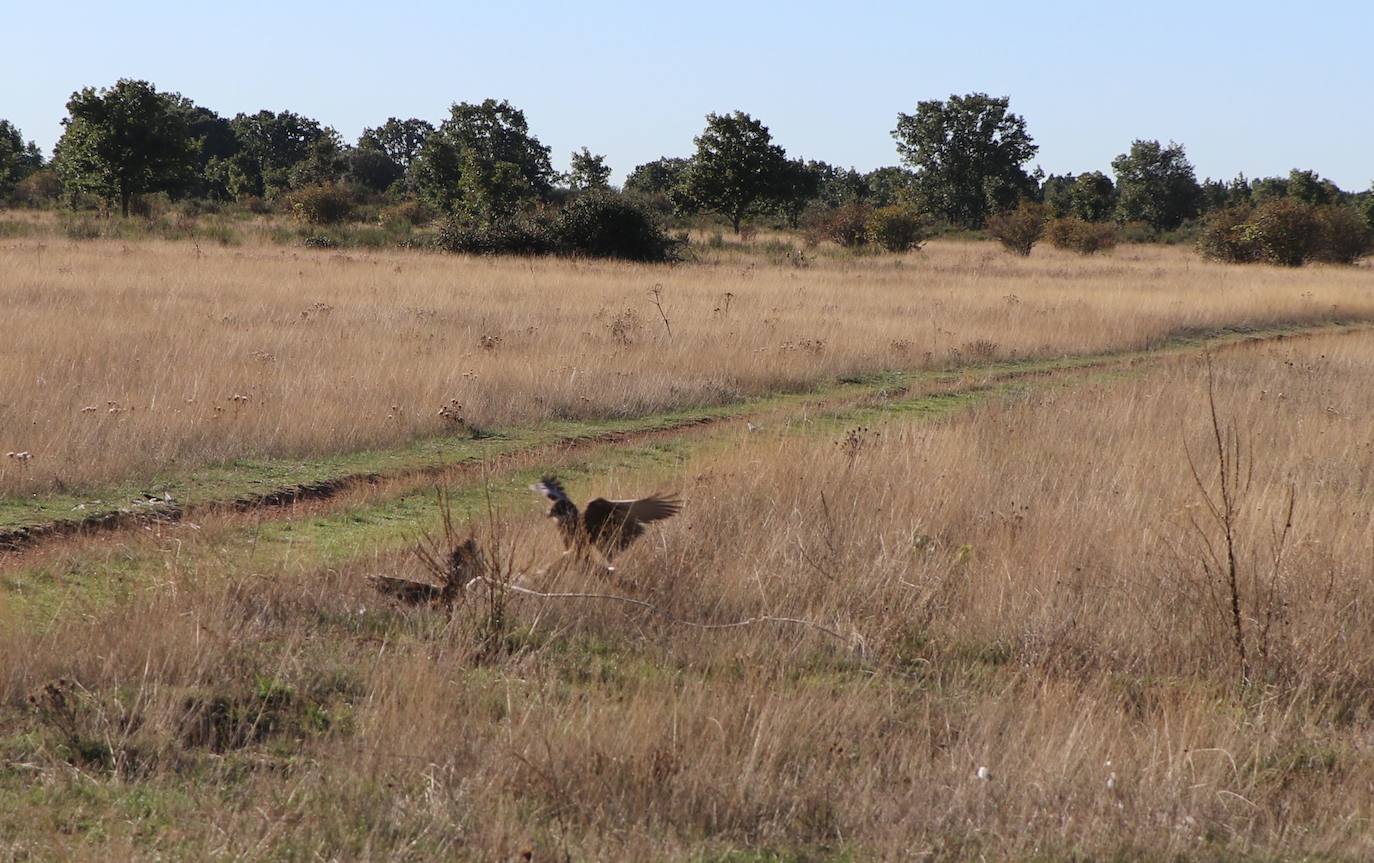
1183,353,1296,683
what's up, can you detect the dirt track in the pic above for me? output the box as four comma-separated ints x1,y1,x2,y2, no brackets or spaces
1,321,1367,569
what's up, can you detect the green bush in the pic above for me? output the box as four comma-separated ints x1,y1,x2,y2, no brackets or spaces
1046,217,1119,255
1311,204,1372,264
986,201,1046,256
377,200,433,228
1199,200,1369,266
434,214,555,256
1249,198,1317,267
806,202,871,247
867,205,925,252
12,169,61,207
288,184,356,226
435,194,681,262
551,191,682,262
1197,206,1261,263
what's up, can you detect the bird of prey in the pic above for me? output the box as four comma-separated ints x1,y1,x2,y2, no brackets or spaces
530,476,681,569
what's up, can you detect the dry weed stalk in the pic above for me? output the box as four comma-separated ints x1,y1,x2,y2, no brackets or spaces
649,283,673,337
1181,354,1296,683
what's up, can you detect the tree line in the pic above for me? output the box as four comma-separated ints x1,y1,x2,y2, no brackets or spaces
2,79,1371,258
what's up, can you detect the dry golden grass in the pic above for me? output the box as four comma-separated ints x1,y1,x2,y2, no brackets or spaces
2,231,1372,496
4,330,1374,859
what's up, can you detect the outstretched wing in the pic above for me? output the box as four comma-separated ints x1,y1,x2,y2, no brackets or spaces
530,476,571,505
369,575,446,606
583,493,681,553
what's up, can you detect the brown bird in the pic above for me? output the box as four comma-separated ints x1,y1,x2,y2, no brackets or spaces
530,476,681,569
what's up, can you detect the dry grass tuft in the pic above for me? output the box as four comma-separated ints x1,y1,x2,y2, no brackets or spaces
4,331,1374,858
2,235,1372,495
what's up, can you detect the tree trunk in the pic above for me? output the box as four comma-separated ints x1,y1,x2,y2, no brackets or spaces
120,189,131,219
732,210,742,235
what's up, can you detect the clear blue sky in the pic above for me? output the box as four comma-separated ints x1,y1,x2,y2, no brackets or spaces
3,0,1371,189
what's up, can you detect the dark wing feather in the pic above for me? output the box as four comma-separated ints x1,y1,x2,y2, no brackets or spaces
369,575,445,606
583,493,681,553
531,476,571,504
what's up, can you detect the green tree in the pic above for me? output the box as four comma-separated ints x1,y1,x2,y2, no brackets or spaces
1040,173,1075,217
1111,139,1202,231
772,158,821,227
1068,171,1116,221
864,166,917,207
287,130,348,188
344,147,404,193
179,105,239,199
892,92,1038,228
1285,169,1341,205
52,79,197,216
567,147,611,191
813,162,868,207
624,157,690,198
359,118,433,172
0,120,44,200
1227,174,1253,205
680,110,790,233
1200,178,1231,213
410,99,553,221
1250,176,1288,203
226,110,329,198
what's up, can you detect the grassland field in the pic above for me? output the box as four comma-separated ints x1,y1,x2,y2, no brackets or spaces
2,216,1374,861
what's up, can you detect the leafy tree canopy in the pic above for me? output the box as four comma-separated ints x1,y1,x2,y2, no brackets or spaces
345,146,404,193
175,104,239,199
227,110,330,197
1111,139,1203,232
1284,169,1343,206
567,147,612,191
359,118,434,172
410,99,554,220
864,166,917,208
0,119,44,199
772,158,821,226
893,92,1038,228
287,130,348,189
624,157,690,200
808,161,867,208
680,110,790,233
1041,173,1076,218
52,79,197,216
1068,171,1116,222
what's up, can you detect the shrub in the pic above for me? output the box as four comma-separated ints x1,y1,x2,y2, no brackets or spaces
1199,201,1369,267
867,205,926,252
377,200,433,228
434,214,555,256
288,184,356,226
1249,197,1317,267
1198,206,1261,263
806,203,871,247
12,169,61,207
1311,204,1372,264
551,191,682,262
986,201,1046,256
1046,217,1119,255
241,195,272,215
434,194,682,261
